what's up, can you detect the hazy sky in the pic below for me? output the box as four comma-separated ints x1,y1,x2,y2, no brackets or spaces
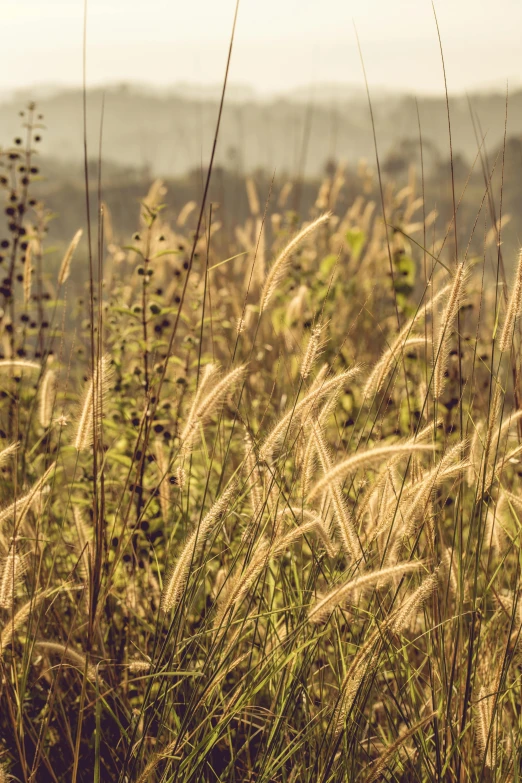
3,0,522,96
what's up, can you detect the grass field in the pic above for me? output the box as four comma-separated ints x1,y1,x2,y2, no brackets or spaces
0,93,522,783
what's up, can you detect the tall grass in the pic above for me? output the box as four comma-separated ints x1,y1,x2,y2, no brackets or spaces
0,102,521,783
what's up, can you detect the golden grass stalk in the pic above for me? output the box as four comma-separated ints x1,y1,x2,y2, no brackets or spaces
365,713,436,783
286,284,308,328
23,239,32,307
272,515,337,558
57,228,82,286
39,368,56,429
334,653,373,736
474,652,502,771
311,422,362,560
161,482,237,612
74,354,113,451
467,422,482,486
441,546,460,600
259,213,331,312
433,262,466,399
135,736,182,783
154,439,171,522
482,378,503,472
499,248,522,352
308,561,425,624
307,443,435,502
253,217,266,285
34,640,97,681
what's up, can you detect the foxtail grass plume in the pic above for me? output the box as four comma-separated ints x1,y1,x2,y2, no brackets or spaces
161,482,237,612
0,462,56,538
0,589,53,655
74,354,114,451
389,571,439,634
243,433,262,514
260,366,360,463
300,324,325,380
310,422,362,560
475,655,501,769
215,518,334,631
57,228,82,286
0,548,26,610
308,561,425,624
177,200,196,227
179,364,246,456
246,177,260,216
73,506,92,584
259,213,331,312
363,283,449,400
0,441,19,469
365,713,436,783
499,248,522,352
307,443,435,502
433,262,466,400
34,640,97,681
39,369,56,429
333,626,383,736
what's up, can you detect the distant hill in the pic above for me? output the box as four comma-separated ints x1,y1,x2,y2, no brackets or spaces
0,83,520,178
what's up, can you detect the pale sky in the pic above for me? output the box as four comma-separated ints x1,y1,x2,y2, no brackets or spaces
3,0,522,96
